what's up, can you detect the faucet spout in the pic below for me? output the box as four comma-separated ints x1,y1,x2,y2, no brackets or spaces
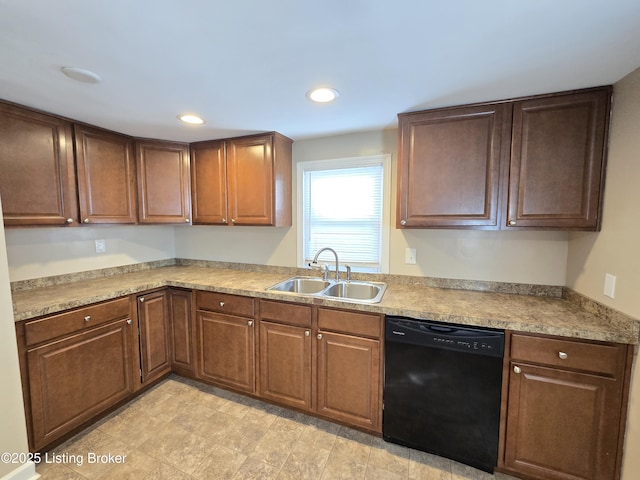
311,247,340,281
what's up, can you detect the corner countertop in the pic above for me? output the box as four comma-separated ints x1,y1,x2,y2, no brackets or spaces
10,265,640,345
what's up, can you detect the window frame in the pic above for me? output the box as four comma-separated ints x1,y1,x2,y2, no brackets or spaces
296,154,391,274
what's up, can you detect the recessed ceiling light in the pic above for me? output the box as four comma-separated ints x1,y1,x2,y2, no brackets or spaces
177,114,206,125
307,87,339,103
61,66,102,84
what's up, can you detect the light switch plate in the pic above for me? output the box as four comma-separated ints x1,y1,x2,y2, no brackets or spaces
405,248,417,264
604,273,616,298
95,239,106,254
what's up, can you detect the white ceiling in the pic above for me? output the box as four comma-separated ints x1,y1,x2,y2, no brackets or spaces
2,0,640,142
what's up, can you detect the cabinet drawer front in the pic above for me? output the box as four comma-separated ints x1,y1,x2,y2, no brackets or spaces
196,291,254,317
317,308,381,338
510,333,623,376
260,300,311,327
25,297,131,346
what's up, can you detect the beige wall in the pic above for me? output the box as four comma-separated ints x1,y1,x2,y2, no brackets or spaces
567,67,640,479
0,196,31,478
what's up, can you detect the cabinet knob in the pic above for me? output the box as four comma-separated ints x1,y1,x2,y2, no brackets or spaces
127,319,132,325
248,320,254,327
139,297,145,303
222,218,227,224
184,218,190,223
219,301,225,307
231,218,236,224
508,220,517,226
317,333,323,340
400,219,407,226
558,351,568,360
84,315,91,322
66,218,74,224
83,218,90,224
513,365,521,374
305,330,310,337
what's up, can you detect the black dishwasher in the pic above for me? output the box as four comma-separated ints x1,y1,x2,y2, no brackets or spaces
383,316,504,473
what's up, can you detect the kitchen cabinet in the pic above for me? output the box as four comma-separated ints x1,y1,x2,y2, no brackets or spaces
19,297,135,451
258,300,312,410
316,307,382,432
397,86,611,231
500,333,632,480
74,124,137,224
137,290,172,384
0,101,78,226
168,288,195,375
191,132,292,226
397,103,511,228
136,139,191,224
196,291,256,393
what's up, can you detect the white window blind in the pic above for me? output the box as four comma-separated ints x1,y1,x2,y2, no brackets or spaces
300,157,385,273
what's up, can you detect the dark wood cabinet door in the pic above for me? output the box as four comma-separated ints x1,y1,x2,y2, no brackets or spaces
197,310,255,393
137,291,171,383
169,289,194,374
0,102,78,226
136,140,191,223
503,362,624,480
190,140,228,225
74,124,137,224
507,88,611,230
227,133,292,226
316,331,380,431
397,104,511,228
259,321,312,410
27,318,135,450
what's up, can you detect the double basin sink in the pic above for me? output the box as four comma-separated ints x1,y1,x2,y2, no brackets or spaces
266,276,387,304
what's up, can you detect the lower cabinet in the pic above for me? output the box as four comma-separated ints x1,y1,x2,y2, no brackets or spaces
500,333,632,480
168,288,195,375
136,290,172,384
20,298,135,451
196,291,256,393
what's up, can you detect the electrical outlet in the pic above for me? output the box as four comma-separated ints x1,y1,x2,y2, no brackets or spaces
604,273,616,298
405,247,417,264
95,239,106,254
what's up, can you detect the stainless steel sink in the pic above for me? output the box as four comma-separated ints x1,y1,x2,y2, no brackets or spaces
267,276,387,303
267,276,332,294
322,281,387,303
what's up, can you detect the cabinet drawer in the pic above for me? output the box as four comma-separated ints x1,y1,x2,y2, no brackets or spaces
25,297,131,346
260,300,311,327
196,291,254,317
318,308,382,338
510,333,623,377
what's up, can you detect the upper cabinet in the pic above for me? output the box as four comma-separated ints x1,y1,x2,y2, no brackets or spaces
191,132,292,227
74,124,137,224
136,139,191,224
397,87,612,231
0,101,78,226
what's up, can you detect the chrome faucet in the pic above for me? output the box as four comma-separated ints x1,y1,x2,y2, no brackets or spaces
310,247,340,281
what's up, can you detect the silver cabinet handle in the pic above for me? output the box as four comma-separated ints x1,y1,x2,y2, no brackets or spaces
509,220,517,226
84,315,91,322
317,333,323,340
558,351,568,360
248,320,253,327
139,297,145,303
185,218,190,223
400,219,407,226
219,301,225,307
83,218,89,223
66,218,74,224
513,365,521,374
127,319,132,325
305,331,310,337
221,218,227,224
231,218,236,223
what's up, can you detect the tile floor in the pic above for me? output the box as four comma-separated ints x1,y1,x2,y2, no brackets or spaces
36,375,519,480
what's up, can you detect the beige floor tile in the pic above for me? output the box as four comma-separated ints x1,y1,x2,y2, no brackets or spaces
94,449,156,480
232,457,280,480
278,442,331,480
368,437,411,476
408,449,452,480
142,462,192,480
298,417,341,451
216,422,267,455
193,411,238,442
250,429,298,468
97,408,168,448
365,464,406,480
137,424,191,460
168,403,216,433
36,461,87,480
162,431,216,474
331,427,373,464
320,451,367,480
191,445,247,480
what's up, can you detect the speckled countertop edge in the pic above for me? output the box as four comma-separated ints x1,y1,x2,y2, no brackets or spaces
10,261,640,345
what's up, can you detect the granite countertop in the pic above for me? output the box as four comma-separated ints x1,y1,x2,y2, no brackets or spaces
10,264,640,345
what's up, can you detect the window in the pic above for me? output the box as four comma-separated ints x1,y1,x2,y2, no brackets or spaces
297,154,390,273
